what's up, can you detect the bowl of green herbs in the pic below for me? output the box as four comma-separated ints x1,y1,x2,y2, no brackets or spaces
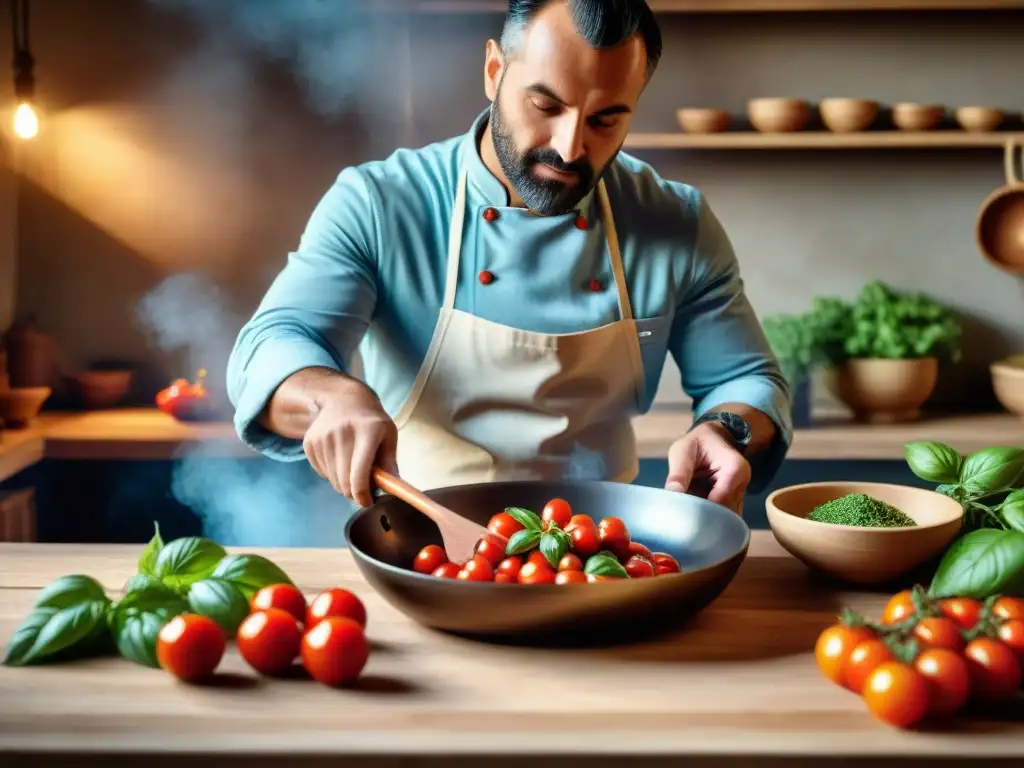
765,481,964,585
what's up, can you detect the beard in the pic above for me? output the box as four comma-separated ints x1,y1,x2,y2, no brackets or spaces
489,95,602,216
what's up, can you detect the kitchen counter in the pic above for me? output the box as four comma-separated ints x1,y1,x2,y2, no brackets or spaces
1,532,1022,766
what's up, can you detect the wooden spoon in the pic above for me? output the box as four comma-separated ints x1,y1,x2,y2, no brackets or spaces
371,467,503,565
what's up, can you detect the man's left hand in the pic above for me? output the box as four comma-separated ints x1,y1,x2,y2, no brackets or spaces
664,423,751,514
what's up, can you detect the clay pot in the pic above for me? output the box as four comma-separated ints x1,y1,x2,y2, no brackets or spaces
820,357,938,423
677,108,730,134
747,98,811,133
892,103,944,131
0,387,51,428
819,98,878,133
990,355,1024,420
3,317,58,388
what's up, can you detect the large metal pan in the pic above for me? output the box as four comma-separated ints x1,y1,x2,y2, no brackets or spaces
344,479,750,645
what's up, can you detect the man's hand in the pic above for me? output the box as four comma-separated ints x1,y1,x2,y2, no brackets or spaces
664,423,751,514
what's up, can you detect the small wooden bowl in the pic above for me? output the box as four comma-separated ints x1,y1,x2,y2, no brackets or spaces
892,103,944,131
677,108,730,134
766,481,964,586
747,97,811,133
990,355,1024,419
66,369,133,409
819,98,878,133
956,106,1005,132
0,386,52,428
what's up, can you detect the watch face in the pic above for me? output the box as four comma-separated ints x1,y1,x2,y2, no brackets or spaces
718,412,751,446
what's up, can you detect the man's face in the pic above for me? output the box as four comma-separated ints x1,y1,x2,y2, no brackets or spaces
484,3,649,215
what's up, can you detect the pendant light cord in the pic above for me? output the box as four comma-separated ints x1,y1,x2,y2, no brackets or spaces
11,0,29,55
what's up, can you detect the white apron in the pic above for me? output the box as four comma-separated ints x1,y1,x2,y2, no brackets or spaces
393,167,647,490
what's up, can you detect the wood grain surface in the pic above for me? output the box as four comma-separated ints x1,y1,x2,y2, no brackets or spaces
1,533,1021,767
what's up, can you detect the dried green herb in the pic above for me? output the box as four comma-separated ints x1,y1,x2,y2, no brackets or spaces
807,493,917,528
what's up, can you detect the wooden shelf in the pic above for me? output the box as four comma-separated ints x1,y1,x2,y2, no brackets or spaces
623,130,1024,150
407,0,1024,13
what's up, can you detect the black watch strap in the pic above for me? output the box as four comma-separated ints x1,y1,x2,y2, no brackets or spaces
689,411,752,454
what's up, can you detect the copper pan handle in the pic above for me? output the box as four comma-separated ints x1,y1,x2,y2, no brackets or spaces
1004,139,1022,187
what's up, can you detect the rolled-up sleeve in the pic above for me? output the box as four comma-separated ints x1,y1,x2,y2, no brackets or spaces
226,167,380,460
667,197,793,492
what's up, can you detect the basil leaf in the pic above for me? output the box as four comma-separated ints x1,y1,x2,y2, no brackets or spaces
123,573,162,594
33,574,108,610
929,529,1024,599
504,506,543,532
935,483,961,499
1001,490,1024,534
505,528,541,556
210,554,295,601
539,531,570,569
904,441,963,484
2,601,108,666
583,554,629,579
959,447,1024,496
154,537,226,590
110,585,189,668
187,578,251,634
138,521,164,576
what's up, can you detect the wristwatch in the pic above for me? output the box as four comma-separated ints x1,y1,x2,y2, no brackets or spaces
689,411,752,454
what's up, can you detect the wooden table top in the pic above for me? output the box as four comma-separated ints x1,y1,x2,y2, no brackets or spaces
1,532,1021,766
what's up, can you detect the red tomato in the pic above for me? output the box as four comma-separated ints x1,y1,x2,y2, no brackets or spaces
842,638,894,694
993,597,1024,621
488,512,525,540
652,552,682,575
996,618,1024,662
963,637,1022,702
814,624,876,686
237,608,303,675
555,570,588,585
457,556,494,582
567,514,595,531
413,545,447,575
542,498,573,529
156,613,225,682
251,583,308,626
586,573,616,583
569,522,601,558
939,597,981,630
300,616,369,687
597,516,631,560
557,553,583,572
518,560,556,585
431,562,461,579
496,556,523,579
862,662,930,728
494,573,514,583
881,590,916,625
473,534,507,567
914,647,970,717
912,616,964,652
307,587,367,630
526,550,550,569
626,541,654,562
624,555,655,578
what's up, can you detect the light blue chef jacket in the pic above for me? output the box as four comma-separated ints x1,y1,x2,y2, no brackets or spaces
227,108,793,494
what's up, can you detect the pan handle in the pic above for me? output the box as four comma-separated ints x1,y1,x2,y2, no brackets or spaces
1005,139,1021,187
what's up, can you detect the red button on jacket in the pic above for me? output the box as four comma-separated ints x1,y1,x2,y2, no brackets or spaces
483,207,499,222
478,270,495,285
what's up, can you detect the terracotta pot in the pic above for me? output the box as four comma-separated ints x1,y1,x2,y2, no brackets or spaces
821,357,939,423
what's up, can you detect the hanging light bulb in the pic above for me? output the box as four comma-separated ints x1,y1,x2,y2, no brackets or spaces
13,101,37,140
11,0,38,140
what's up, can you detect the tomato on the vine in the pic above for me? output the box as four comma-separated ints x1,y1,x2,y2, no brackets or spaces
542,498,572,529
912,616,964,652
996,618,1024,662
487,512,525,540
300,616,369,687
473,534,507,567
913,648,970,717
156,613,225,682
938,597,981,630
881,590,915,625
237,608,303,676
598,516,631,560
993,597,1024,621
413,545,448,575
814,624,876,686
251,583,308,626
862,662,930,728
457,556,494,581
842,638,894,694
963,637,1022,702
307,587,367,630
518,560,556,585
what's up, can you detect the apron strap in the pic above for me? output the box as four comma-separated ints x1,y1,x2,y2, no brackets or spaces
597,181,633,322
443,170,469,311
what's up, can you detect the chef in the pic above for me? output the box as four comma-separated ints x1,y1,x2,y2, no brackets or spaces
226,0,792,518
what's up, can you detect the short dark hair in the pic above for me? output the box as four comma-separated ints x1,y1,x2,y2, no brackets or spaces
500,0,663,80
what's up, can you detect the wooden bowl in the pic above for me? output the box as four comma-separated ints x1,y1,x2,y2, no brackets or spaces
820,357,939,424
67,369,133,409
956,106,1005,132
990,355,1024,419
676,108,730,134
747,97,811,133
892,103,944,131
766,481,964,586
0,386,52,427
819,98,878,133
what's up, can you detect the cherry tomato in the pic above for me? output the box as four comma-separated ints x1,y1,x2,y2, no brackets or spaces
488,512,525,540
652,552,682,575
457,556,494,582
237,608,303,675
842,638,894,694
431,562,461,579
518,560,556,585
914,647,970,717
624,555,655,578
993,597,1024,621
156,613,225,682
473,534,507,567
526,550,550,569
555,570,588,585
542,498,573,529
307,587,367,630
569,522,601,558
813,624,876,686
996,618,1024,662
939,597,981,630
566,514,595,531
557,553,583,571
597,516,631,560
251,583,308,626
413,545,448,575
881,590,916,625
627,541,655,562
912,616,964,652
496,556,523,579
586,573,616,583
300,616,369,687
862,662,930,729
963,637,1022,702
